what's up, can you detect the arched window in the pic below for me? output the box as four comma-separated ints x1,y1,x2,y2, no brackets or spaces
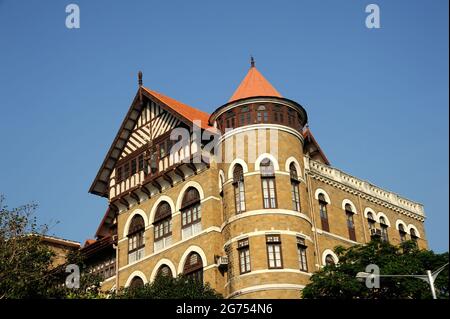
318,194,330,232
181,187,202,239
290,163,301,212
345,204,356,241
261,159,277,208
183,252,203,283
398,224,407,243
367,212,376,230
379,217,389,243
233,164,246,214
128,215,145,263
156,265,173,278
153,202,172,251
325,254,336,266
129,276,144,289
410,228,418,244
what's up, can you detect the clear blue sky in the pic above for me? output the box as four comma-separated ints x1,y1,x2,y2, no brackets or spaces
0,0,448,252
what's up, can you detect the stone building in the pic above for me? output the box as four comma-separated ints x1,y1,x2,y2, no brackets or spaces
88,61,427,298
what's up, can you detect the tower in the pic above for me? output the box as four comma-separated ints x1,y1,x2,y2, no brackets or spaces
209,59,314,298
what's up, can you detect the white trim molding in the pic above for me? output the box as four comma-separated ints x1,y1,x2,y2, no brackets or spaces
314,188,331,204
177,245,208,275
124,270,148,287
122,209,149,238
285,156,302,178
364,207,376,219
376,212,391,227
227,158,249,180
175,181,205,211
395,219,408,231
224,229,313,248
149,195,175,224
227,283,305,299
222,209,312,230
254,153,280,171
218,169,225,192
342,199,358,214
407,224,421,238
322,249,339,266
149,258,177,282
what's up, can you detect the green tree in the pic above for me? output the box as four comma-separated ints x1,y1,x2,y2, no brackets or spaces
302,240,449,299
0,195,55,298
115,275,223,299
0,195,102,299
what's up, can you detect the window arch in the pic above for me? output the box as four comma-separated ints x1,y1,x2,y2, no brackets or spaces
318,193,330,232
322,249,338,266
290,163,301,212
325,254,336,266
127,215,145,263
181,187,202,239
129,276,144,289
367,211,376,230
260,159,277,208
156,264,173,278
153,201,172,251
379,216,389,243
345,204,356,241
233,164,246,214
183,252,203,283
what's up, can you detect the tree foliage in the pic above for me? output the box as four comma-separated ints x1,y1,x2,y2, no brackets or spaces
114,275,223,299
0,195,56,298
302,240,449,299
0,196,102,299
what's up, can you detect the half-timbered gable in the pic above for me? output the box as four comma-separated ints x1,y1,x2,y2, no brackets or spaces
90,83,213,211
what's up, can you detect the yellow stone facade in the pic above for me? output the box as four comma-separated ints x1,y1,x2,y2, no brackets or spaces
104,107,426,299
91,67,427,299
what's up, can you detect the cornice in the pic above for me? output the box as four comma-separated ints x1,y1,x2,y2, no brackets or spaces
306,159,425,222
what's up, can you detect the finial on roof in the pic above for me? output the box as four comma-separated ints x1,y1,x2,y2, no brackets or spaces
250,56,255,68
138,70,143,86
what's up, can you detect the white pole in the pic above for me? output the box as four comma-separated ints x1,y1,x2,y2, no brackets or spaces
426,270,437,299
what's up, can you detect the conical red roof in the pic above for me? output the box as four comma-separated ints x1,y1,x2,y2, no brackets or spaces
229,65,282,102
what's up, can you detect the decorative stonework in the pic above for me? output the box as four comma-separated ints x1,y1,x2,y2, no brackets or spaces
306,158,425,221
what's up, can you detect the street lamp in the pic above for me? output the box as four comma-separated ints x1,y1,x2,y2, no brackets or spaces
356,262,449,299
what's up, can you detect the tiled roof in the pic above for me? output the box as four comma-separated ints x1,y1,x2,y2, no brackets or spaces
142,87,211,129
229,66,282,102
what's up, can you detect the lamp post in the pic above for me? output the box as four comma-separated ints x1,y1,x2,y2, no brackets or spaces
356,262,449,299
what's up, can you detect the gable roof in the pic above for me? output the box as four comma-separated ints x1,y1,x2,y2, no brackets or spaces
142,87,211,130
229,65,282,102
303,127,330,165
89,87,212,197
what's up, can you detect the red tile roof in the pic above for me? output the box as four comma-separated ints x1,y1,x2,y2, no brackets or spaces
142,87,211,129
229,66,282,102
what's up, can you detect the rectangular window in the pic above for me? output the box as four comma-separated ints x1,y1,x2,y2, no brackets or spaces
319,202,330,232
131,158,137,175
124,162,130,179
138,154,144,171
238,239,251,274
117,166,123,182
266,235,282,269
297,237,308,272
291,181,300,211
262,178,277,208
234,181,246,213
